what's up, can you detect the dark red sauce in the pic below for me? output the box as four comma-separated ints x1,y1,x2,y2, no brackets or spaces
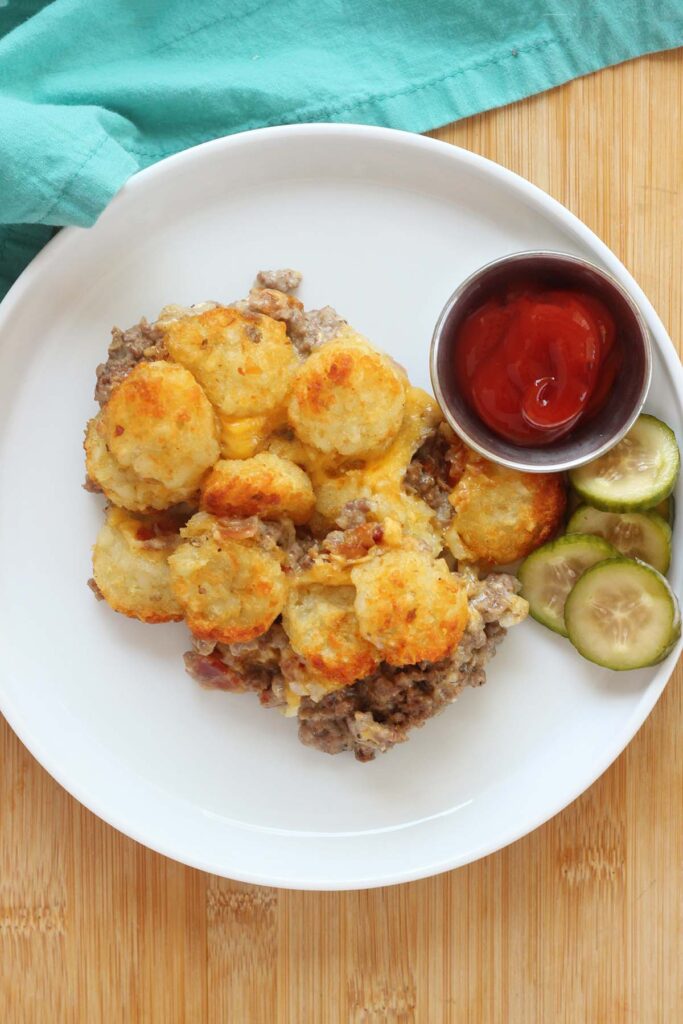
455,282,620,445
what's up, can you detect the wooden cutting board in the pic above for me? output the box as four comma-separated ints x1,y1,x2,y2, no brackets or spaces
1,47,681,1024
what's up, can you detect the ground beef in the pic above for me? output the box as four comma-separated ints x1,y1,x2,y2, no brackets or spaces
182,568,526,761
322,522,384,560
210,516,262,543
296,500,381,562
255,268,302,293
283,528,317,572
297,572,525,760
281,501,379,572
243,270,347,355
94,319,168,405
208,514,314,572
259,518,296,552
293,307,346,356
247,287,307,339
403,428,467,525
247,286,346,357
211,515,295,553
184,623,290,708
468,572,527,627
297,617,506,761
335,498,374,530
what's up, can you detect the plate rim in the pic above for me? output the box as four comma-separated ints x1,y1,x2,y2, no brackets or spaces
0,122,681,890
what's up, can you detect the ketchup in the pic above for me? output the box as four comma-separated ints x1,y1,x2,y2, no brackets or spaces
455,282,620,445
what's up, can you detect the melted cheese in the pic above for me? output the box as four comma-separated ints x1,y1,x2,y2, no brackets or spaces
305,385,444,551
219,410,286,459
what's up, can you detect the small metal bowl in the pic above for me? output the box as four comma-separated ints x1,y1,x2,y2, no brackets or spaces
429,251,652,473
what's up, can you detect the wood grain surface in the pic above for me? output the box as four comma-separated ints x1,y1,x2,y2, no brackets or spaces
2,49,682,1024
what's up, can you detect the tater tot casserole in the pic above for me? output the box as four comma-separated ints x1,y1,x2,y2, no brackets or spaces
85,269,566,760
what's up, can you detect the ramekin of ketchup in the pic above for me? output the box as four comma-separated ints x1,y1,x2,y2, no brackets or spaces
456,284,620,446
430,252,651,473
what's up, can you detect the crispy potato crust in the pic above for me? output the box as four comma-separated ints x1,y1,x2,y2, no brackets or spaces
282,584,380,686
352,548,469,665
92,507,183,623
162,306,299,419
449,454,566,565
103,361,219,491
168,512,286,643
287,335,406,457
85,413,187,511
201,453,315,524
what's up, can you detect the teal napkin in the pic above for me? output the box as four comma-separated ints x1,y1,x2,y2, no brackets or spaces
1,0,681,298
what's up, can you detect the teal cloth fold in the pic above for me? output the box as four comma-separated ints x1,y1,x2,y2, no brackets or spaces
1,0,681,297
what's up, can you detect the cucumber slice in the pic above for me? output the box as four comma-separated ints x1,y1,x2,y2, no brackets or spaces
567,505,672,574
654,495,675,525
569,414,680,512
565,558,681,670
518,533,618,636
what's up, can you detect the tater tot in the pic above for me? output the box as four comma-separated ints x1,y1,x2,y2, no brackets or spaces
85,413,184,512
103,361,220,491
168,512,286,643
287,335,406,457
92,507,184,623
448,454,566,566
161,306,299,420
352,548,468,666
201,453,315,524
282,583,380,687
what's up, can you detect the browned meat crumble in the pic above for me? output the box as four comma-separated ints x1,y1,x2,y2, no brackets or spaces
334,498,374,530
294,306,346,355
255,268,302,293
298,622,504,762
207,515,295,552
245,285,346,357
200,514,317,574
281,500,379,571
283,529,317,572
403,428,467,525
94,318,168,405
185,624,291,709
183,573,523,761
297,574,518,761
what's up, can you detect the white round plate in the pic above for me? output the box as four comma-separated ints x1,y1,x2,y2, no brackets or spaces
0,125,680,890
